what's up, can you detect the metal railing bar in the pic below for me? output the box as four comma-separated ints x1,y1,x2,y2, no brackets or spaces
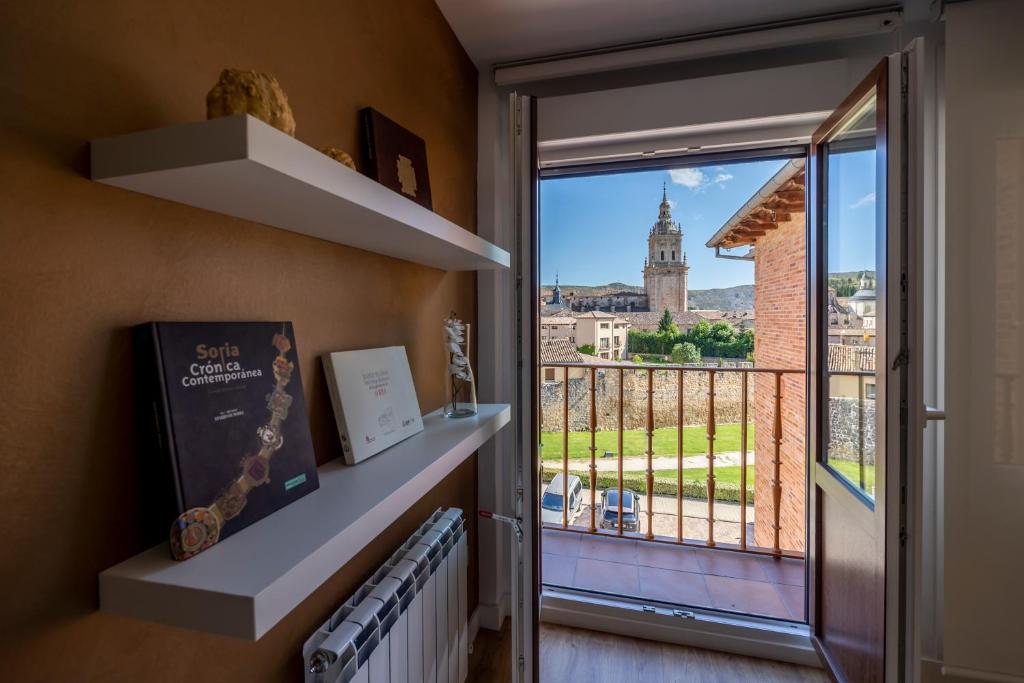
646,367,655,540
540,524,805,559
618,367,624,537
589,366,597,533
563,365,569,529
772,371,783,557
706,369,716,547
676,368,684,543
740,371,748,551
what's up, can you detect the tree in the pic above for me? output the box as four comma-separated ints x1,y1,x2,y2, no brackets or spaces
576,344,596,356
710,320,736,343
657,309,678,335
671,342,700,364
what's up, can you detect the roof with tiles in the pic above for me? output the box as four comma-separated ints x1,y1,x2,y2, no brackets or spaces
827,344,876,373
540,339,584,364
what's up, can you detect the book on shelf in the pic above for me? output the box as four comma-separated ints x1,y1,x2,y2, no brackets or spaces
322,346,424,465
360,107,433,210
134,321,319,560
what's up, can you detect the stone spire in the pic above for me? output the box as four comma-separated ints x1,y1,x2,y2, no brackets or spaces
653,183,681,235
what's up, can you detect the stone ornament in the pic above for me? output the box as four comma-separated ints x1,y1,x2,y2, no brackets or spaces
206,68,296,136
319,147,357,171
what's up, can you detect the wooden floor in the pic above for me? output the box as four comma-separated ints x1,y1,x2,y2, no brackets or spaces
468,622,828,683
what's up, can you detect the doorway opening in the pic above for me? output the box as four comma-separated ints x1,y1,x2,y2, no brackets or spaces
536,150,819,624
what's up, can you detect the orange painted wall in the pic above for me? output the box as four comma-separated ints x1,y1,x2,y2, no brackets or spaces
0,1,480,680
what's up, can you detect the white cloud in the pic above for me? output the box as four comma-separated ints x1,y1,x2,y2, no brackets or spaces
668,168,707,189
849,192,876,209
714,172,734,184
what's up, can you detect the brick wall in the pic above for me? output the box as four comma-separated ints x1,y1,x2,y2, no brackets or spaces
753,212,807,552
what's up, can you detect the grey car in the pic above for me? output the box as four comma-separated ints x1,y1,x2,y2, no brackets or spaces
599,489,641,532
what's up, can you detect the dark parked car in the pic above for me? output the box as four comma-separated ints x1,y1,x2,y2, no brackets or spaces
599,488,640,532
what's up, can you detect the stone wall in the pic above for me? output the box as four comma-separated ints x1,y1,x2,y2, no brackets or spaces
827,397,877,463
540,367,752,432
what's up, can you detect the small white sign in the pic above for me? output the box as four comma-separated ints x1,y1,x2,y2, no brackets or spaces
323,346,423,464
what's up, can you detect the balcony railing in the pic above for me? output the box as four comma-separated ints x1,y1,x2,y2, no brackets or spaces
540,362,805,559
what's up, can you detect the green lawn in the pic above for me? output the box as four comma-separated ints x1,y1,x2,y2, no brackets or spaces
540,423,754,461
828,459,877,494
541,464,756,502
648,464,754,487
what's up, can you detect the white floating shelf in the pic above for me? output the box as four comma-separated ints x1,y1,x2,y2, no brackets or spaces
90,114,510,271
99,403,510,640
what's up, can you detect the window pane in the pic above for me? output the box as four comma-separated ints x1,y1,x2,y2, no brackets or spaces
823,92,878,500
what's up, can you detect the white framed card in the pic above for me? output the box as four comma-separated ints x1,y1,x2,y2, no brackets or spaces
322,346,424,464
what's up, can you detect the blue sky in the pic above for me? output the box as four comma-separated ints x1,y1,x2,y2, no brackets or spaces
540,156,877,289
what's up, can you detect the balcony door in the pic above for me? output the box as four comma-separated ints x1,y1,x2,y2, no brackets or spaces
808,44,924,682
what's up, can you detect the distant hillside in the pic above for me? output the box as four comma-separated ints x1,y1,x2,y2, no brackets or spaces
541,282,754,311
540,282,644,297
688,284,754,311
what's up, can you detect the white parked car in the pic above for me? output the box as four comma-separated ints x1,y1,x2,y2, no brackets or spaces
541,473,584,526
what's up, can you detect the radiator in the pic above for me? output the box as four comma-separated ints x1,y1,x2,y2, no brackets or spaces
304,508,469,683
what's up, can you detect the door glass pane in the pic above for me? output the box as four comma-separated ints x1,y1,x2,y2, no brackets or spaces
823,92,878,500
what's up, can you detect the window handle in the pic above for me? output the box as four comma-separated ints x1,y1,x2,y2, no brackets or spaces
924,405,945,421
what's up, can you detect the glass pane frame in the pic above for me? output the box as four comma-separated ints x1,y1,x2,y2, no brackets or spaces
809,62,889,511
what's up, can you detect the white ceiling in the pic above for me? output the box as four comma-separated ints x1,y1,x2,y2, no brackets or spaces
434,0,901,67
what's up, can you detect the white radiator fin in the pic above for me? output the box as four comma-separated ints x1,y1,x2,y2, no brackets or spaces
304,508,469,683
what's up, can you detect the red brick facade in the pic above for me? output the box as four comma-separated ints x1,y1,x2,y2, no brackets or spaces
753,213,806,552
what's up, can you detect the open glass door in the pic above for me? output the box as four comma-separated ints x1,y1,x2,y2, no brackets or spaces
510,92,539,683
809,47,920,682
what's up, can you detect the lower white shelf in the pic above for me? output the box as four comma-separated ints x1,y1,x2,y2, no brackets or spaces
99,403,510,640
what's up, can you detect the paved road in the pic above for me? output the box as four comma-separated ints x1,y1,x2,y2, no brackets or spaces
554,489,756,546
548,451,754,473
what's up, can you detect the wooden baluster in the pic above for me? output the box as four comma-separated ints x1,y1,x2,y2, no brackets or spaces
740,371,749,551
646,367,655,540
706,370,716,547
589,367,597,533
676,368,684,543
772,371,783,556
618,368,624,536
563,366,570,529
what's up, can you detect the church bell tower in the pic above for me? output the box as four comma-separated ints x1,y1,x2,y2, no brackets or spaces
643,184,689,314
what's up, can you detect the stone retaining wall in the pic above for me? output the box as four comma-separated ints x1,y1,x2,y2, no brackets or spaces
540,368,750,432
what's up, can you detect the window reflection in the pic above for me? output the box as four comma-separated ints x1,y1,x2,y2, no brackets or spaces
823,93,879,500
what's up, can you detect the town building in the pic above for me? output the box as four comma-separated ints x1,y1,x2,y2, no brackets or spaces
572,310,629,359
539,315,576,343
616,310,705,334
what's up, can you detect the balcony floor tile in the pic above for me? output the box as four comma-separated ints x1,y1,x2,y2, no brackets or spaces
636,565,711,606
542,529,806,622
695,548,771,582
704,574,790,619
574,557,639,595
542,529,582,558
578,534,639,564
636,540,702,573
776,583,806,621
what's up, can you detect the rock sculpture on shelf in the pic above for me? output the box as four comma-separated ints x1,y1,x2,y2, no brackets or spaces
443,313,477,418
319,147,357,171
206,68,296,136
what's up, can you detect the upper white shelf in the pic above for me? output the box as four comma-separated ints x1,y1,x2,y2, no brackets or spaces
99,403,510,640
90,114,510,271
